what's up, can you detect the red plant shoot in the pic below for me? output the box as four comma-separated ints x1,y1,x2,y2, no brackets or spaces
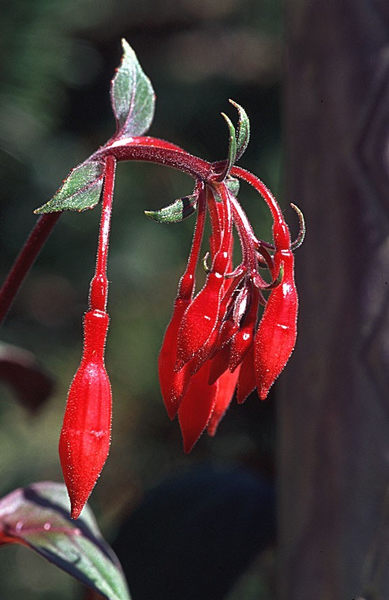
0,41,305,513
59,156,116,519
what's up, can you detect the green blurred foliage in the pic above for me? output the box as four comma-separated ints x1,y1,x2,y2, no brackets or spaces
0,0,282,598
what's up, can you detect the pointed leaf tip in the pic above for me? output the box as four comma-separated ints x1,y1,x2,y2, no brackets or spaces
34,160,105,214
145,194,197,223
229,99,250,161
217,112,237,181
111,38,155,139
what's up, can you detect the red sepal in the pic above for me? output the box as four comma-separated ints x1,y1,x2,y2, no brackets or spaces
236,344,256,404
208,343,231,385
207,366,240,436
178,362,217,453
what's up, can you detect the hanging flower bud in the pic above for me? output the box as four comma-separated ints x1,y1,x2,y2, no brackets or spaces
176,192,232,370
254,251,298,400
60,155,116,518
178,362,218,453
158,183,206,419
59,309,112,519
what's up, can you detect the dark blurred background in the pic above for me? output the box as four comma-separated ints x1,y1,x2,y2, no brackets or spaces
0,1,282,598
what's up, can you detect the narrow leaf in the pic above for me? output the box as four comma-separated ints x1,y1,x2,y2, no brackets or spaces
229,100,250,161
111,39,155,139
145,194,197,224
219,112,237,180
34,161,105,214
0,482,131,600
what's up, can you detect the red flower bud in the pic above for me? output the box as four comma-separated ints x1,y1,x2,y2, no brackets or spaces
59,310,112,519
158,185,206,418
176,193,233,369
254,252,298,400
159,299,193,419
229,285,260,372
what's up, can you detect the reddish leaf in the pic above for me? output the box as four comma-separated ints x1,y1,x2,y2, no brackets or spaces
0,482,130,600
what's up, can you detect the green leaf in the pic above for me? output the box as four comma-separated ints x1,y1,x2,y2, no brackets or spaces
145,194,197,223
0,482,131,600
111,39,155,139
34,160,105,214
220,112,237,179
226,176,240,197
229,100,250,161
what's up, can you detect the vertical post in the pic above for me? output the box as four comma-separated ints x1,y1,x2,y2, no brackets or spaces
280,2,389,599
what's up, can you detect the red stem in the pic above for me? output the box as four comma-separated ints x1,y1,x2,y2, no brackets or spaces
92,137,213,180
89,156,117,312
0,138,213,325
0,213,60,324
230,166,283,223
231,165,291,250
96,156,116,277
177,181,206,300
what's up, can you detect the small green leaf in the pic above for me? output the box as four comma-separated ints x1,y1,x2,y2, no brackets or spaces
0,482,131,600
229,100,250,161
111,39,155,139
34,161,105,214
220,112,237,180
226,176,240,197
145,194,197,223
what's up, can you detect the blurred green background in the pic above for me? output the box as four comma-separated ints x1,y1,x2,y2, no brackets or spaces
0,1,283,598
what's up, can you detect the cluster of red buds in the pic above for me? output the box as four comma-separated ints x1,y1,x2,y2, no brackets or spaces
157,152,304,452
14,40,304,518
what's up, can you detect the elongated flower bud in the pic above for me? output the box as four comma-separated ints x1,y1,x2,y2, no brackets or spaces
254,253,298,400
159,298,192,419
59,309,112,519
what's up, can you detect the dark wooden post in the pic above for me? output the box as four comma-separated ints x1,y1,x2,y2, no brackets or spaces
280,2,389,599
